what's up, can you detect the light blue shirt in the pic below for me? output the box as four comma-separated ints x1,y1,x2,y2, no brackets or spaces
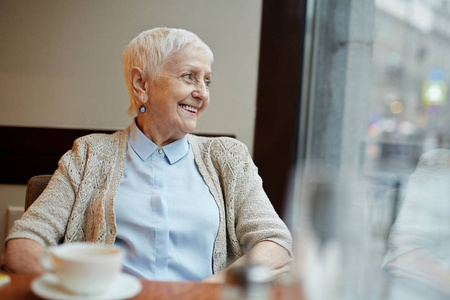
113,121,219,281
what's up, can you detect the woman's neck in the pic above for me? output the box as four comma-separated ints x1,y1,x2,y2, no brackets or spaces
135,116,183,147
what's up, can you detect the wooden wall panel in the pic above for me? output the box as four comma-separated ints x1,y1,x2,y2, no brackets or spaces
0,126,117,184
253,0,307,216
0,126,234,184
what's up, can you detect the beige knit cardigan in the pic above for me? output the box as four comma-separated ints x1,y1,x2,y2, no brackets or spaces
7,127,292,274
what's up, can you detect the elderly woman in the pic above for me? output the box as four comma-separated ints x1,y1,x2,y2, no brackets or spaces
1,27,292,282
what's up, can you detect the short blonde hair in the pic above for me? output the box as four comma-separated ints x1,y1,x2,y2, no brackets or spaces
123,27,214,116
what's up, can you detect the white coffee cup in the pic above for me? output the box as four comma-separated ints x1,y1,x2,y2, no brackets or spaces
41,242,124,295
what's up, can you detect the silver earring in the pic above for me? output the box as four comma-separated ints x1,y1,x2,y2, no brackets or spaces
139,104,146,114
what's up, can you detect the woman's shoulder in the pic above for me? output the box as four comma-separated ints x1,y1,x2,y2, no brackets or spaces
188,134,248,154
70,129,128,154
74,129,126,144
187,134,253,170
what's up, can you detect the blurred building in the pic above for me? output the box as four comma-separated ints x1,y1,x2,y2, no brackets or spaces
367,0,450,176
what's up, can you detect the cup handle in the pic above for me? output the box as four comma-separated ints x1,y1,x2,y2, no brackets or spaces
40,250,55,272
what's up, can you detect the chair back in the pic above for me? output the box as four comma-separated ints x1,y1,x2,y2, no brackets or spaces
25,175,52,211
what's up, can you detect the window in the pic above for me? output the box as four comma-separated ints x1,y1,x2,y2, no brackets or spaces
290,0,450,297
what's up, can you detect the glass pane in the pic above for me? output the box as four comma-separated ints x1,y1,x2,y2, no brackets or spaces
370,1,450,299
368,0,450,177
290,1,450,299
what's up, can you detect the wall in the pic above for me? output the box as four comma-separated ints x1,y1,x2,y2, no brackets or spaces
0,0,262,252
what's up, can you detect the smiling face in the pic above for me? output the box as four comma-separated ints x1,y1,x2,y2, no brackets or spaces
140,46,212,145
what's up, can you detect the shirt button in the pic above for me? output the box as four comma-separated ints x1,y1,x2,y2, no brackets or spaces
157,148,163,154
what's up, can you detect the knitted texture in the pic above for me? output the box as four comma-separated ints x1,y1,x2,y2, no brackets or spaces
7,127,292,274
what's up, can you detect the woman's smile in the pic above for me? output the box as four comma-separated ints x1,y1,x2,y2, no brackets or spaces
179,104,199,114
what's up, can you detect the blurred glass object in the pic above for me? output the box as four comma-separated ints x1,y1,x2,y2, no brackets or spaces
221,264,272,300
288,164,388,300
287,161,450,300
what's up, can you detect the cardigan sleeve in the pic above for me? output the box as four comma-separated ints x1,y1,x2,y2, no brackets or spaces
217,139,293,257
5,137,88,247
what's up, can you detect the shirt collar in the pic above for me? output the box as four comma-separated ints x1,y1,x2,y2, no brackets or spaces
129,119,189,164
163,135,189,164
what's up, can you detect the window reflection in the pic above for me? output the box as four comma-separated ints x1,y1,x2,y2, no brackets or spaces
368,0,450,178
371,0,450,298
290,0,450,299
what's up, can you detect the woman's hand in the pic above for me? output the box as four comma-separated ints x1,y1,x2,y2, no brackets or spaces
0,238,46,274
202,240,292,283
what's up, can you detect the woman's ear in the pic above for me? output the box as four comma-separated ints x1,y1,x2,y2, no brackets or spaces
130,67,148,104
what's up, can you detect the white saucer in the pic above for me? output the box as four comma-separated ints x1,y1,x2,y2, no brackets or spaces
31,272,142,300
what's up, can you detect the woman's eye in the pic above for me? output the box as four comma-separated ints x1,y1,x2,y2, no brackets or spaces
205,80,211,87
182,73,193,79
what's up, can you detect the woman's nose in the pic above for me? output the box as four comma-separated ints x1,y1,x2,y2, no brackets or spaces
192,82,209,101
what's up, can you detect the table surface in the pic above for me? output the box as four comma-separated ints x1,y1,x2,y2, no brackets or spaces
0,273,303,300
